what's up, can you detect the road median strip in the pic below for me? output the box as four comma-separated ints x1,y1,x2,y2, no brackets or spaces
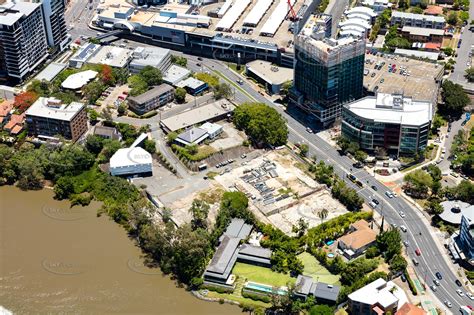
212,70,257,102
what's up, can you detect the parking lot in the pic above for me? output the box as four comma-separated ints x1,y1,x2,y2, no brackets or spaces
97,84,129,110
363,52,443,103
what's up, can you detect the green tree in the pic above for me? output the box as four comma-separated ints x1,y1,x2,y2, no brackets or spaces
376,228,402,260
117,103,127,116
54,176,75,199
233,102,288,147
426,164,442,182
280,81,293,98
389,254,408,273
460,11,470,23
425,198,444,215
465,67,474,82
139,66,162,86
404,169,433,197
28,79,51,96
292,218,309,237
448,11,458,25
444,47,454,57
143,139,156,154
166,132,178,145
189,199,210,230
213,82,232,100
128,75,148,96
398,0,409,9
171,55,187,67
311,161,334,187
309,305,333,315
85,134,105,155
317,208,329,223
299,143,309,157
83,81,105,104
355,150,368,163
174,87,186,103
331,179,364,211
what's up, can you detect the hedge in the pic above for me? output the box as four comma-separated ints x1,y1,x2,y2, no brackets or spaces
171,144,214,162
242,290,271,303
404,270,418,296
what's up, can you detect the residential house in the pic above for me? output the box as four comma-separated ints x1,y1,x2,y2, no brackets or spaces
338,219,377,259
200,122,223,139
4,113,25,135
175,127,209,147
348,278,409,315
93,125,122,141
0,100,14,126
401,26,444,43
176,77,208,95
294,275,340,304
391,12,445,29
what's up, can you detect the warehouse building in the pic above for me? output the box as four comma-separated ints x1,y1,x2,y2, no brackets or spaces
245,60,293,94
129,46,172,74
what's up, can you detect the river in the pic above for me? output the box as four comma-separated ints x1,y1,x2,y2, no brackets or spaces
0,186,240,314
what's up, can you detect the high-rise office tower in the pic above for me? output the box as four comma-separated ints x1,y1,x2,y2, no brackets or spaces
290,14,366,127
0,0,49,81
33,0,69,51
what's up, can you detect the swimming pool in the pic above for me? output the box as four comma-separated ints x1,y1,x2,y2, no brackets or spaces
326,240,334,246
327,253,335,258
244,282,287,295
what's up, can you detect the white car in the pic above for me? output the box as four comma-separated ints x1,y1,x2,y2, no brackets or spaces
457,289,465,297
400,225,407,232
444,301,452,308
466,292,474,300
399,211,406,218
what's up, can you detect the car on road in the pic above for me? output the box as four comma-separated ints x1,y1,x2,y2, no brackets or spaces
466,292,474,300
403,240,409,247
197,57,203,61
369,201,377,208
196,63,202,67
399,211,405,218
400,225,407,232
385,191,394,198
237,79,243,85
401,274,406,282
392,223,398,229
430,285,437,292
456,279,463,287
372,199,380,205
457,289,465,297
371,185,378,191
353,162,363,168
306,127,313,133
445,301,452,308
415,248,421,256
433,279,440,286
436,272,442,280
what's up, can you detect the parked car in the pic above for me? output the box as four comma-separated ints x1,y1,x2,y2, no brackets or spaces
457,289,465,297
466,292,474,300
456,279,463,287
430,285,437,292
401,274,406,282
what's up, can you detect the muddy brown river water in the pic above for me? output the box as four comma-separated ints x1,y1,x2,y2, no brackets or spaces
0,186,240,314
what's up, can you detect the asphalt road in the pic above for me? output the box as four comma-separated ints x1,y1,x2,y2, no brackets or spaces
65,0,100,40
450,3,474,90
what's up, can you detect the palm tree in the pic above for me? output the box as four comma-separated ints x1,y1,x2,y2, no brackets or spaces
317,208,329,224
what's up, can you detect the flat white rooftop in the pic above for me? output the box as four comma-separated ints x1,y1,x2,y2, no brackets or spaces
61,70,98,90
345,93,432,126
26,97,85,121
87,46,132,68
110,147,152,168
0,1,41,26
348,278,407,310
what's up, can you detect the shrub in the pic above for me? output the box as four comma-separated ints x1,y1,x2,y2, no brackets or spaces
242,291,271,303
405,270,418,295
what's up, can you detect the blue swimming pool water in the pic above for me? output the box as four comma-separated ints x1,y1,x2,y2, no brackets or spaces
326,240,334,246
327,253,335,258
245,282,287,295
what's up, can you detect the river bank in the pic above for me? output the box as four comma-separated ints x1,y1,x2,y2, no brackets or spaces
0,185,241,314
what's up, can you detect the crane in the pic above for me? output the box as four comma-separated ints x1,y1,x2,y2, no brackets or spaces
287,0,297,21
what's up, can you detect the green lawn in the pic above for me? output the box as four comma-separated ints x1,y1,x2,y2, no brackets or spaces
205,290,270,308
298,252,341,285
232,262,295,287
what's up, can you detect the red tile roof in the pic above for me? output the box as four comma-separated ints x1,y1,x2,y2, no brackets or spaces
424,42,441,50
10,125,23,135
424,5,443,15
0,100,14,119
4,113,25,131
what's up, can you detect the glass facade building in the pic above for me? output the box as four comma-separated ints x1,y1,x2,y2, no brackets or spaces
341,93,432,155
459,214,474,265
290,14,365,127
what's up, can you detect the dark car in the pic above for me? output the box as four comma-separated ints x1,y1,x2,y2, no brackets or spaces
436,272,442,280
401,274,406,282
353,162,363,168
197,57,203,61
372,199,380,205
371,185,378,191
456,279,463,287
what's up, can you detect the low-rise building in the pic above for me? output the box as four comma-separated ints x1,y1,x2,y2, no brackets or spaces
3,113,25,135
338,219,377,259
391,11,445,29
93,125,122,141
348,278,408,314
109,146,153,177
69,43,101,68
361,0,393,12
0,100,14,126
160,99,234,133
200,122,223,139
162,65,191,85
129,46,172,74
175,127,209,146
176,77,208,95
35,62,67,82
25,97,88,141
61,70,98,90
424,5,443,16
127,84,175,115
203,218,272,289
396,303,427,315
342,93,432,155
87,46,132,68
401,26,444,43
294,275,340,304
245,60,293,95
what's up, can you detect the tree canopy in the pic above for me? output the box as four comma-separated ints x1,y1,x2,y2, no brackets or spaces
441,80,470,118
233,103,288,147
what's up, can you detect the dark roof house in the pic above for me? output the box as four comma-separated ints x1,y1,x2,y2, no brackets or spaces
175,127,209,146
94,125,122,140
294,275,340,304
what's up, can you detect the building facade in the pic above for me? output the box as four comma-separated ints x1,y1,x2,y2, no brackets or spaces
34,0,69,51
459,214,474,266
341,93,432,155
0,1,49,81
391,11,446,29
127,84,175,114
25,97,88,141
290,14,365,127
